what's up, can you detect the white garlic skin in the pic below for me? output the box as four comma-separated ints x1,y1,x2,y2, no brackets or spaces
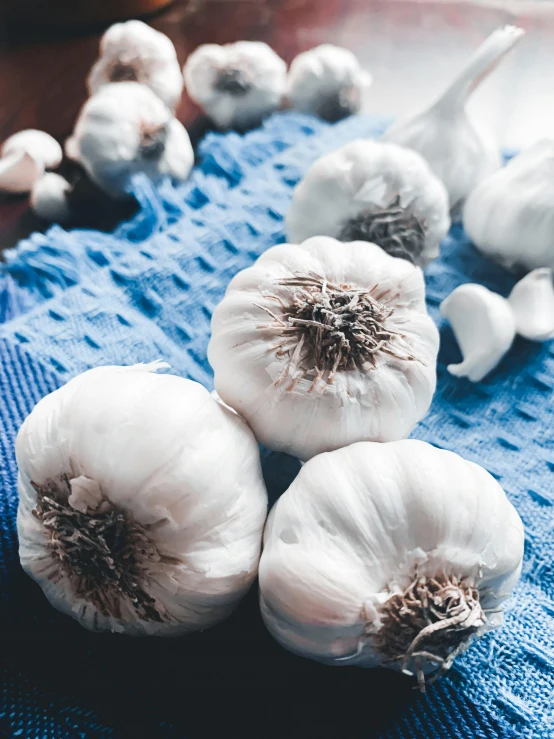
31,172,72,223
208,236,439,461
464,140,554,272
183,41,287,130
383,26,524,212
508,268,554,341
0,151,41,194
286,140,450,267
16,362,268,636
440,284,516,382
88,20,183,111
0,129,63,194
259,440,524,672
287,44,372,121
69,82,193,197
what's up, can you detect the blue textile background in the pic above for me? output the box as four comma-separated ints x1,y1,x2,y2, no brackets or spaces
0,111,552,739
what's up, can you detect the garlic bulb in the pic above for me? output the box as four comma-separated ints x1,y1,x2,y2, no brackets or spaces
259,440,524,688
440,284,515,382
464,140,554,272
287,44,372,122
30,172,72,223
88,20,183,111
286,140,450,266
17,362,268,636
67,82,193,197
208,236,439,461
183,41,287,130
508,268,554,341
0,129,62,193
383,26,524,212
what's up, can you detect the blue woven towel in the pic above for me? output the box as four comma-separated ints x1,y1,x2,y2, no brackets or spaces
0,112,552,739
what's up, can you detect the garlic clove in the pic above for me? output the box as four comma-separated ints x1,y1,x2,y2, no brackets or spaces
30,172,72,223
440,283,516,382
383,25,524,212
508,268,554,342
0,150,42,193
2,129,63,171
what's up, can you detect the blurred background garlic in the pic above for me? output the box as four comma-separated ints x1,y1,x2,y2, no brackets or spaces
30,172,72,223
88,20,183,112
383,25,525,214
464,140,554,272
66,82,193,198
287,44,372,122
17,362,268,636
208,236,439,461
259,440,524,688
508,268,554,341
0,129,63,194
286,140,450,266
183,41,287,130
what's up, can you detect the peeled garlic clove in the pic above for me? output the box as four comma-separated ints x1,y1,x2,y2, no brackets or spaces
286,139,450,266
464,140,554,272
16,362,268,636
441,283,515,382
287,44,372,122
70,82,193,197
260,440,524,686
0,150,41,193
88,20,183,111
30,172,72,223
383,25,524,212
508,268,554,341
2,129,63,171
208,236,439,461
183,41,287,130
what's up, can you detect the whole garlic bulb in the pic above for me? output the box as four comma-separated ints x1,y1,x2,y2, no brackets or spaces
17,362,268,636
259,440,524,687
287,44,372,122
464,140,554,272
88,20,184,111
183,41,287,130
383,26,524,212
208,236,439,461
0,129,63,194
67,82,193,197
286,140,450,266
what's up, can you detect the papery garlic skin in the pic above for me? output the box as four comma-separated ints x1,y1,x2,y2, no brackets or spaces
0,129,63,193
287,44,372,122
508,268,554,341
464,140,554,272
183,41,287,130
88,20,184,111
383,26,524,212
31,173,72,223
286,140,450,266
17,362,268,636
259,440,524,683
441,283,515,382
68,82,193,197
208,237,439,461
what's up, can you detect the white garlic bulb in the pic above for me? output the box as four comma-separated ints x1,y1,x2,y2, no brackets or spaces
464,140,554,272
30,172,72,223
286,140,450,266
440,284,516,382
208,236,439,461
17,362,268,636
259,440,524,687
88,20,184,111
287,44,372,122
183,41,287,130
67,82,193,197
383,26,524,212
508,268,554,341
0,129,63,194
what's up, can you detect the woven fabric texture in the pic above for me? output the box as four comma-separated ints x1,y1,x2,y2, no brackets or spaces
0,111,552,739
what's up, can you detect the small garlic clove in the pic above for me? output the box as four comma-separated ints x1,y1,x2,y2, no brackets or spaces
440,283,516,382
30,172,72,223
508,268,554,342
0,150,42,193
2,129,63,171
